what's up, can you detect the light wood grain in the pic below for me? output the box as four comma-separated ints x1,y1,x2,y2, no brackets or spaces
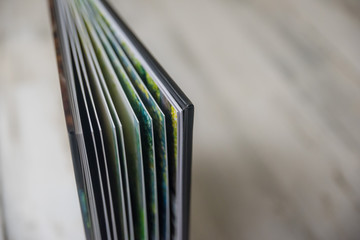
108,0,360,239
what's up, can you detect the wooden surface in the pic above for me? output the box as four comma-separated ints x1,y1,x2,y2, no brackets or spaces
0,0,84,239
1,0,360,239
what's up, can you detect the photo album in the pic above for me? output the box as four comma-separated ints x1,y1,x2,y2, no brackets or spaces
49,0,194,239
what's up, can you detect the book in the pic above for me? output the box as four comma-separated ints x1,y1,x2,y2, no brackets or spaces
49,0,194,240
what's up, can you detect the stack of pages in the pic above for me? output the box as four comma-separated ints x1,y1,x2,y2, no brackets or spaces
49,0,194,240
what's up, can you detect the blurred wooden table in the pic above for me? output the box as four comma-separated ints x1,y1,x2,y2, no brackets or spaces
1,0,360,239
